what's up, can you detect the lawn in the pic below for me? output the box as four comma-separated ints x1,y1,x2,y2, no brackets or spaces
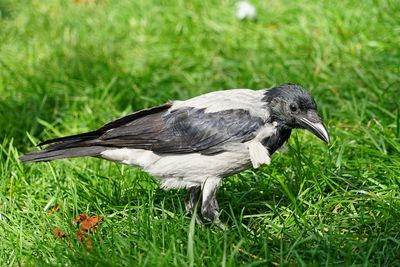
1,0,400,266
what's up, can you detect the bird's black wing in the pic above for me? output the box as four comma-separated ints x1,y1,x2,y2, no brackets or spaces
21,104,265,162
97,106,264,154
37,103,173,146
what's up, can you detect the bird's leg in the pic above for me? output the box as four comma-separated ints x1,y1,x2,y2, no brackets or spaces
201,177,222,223
184,186,202,224
184,186,201,214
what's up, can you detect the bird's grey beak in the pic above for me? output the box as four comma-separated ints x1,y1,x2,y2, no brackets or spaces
299,113,330,144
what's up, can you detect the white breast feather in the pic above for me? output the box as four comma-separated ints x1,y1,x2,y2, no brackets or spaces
248,141,270,168
246,123,277,168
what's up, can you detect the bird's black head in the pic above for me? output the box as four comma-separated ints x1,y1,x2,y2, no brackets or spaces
263,83,330,143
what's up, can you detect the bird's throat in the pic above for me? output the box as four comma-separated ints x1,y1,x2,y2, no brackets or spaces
261,125,292,155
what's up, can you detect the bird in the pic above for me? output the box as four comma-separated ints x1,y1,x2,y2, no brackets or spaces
20,83,329,224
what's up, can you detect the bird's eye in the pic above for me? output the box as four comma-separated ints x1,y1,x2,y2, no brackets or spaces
289,103,298,112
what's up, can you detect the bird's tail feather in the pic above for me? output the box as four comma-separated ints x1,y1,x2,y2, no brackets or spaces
20,145,106,162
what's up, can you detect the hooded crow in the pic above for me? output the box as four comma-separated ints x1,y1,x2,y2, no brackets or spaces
21,83,329,223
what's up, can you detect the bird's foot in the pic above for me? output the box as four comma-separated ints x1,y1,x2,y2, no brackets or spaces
214,219,227,230
201,206,227,230
201,205,219,222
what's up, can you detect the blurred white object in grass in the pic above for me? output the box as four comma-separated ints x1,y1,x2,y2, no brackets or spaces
236,1,256,20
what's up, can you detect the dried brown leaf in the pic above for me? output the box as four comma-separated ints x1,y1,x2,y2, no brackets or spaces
75,230,93,249
231,244,259,260
75,229,86,241
52,227,67,239
81,215,102,233
72,213,88,224
71,213,102,248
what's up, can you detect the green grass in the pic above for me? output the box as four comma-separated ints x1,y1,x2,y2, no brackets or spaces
1,0,400,265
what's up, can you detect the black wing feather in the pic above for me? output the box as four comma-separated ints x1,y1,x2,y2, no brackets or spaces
33,105,264,156
38,103,172,146
97,107,264,154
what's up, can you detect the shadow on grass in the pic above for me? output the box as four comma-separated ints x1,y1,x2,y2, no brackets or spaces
1,41,202,151
0,0,13,19
0,43,131,149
